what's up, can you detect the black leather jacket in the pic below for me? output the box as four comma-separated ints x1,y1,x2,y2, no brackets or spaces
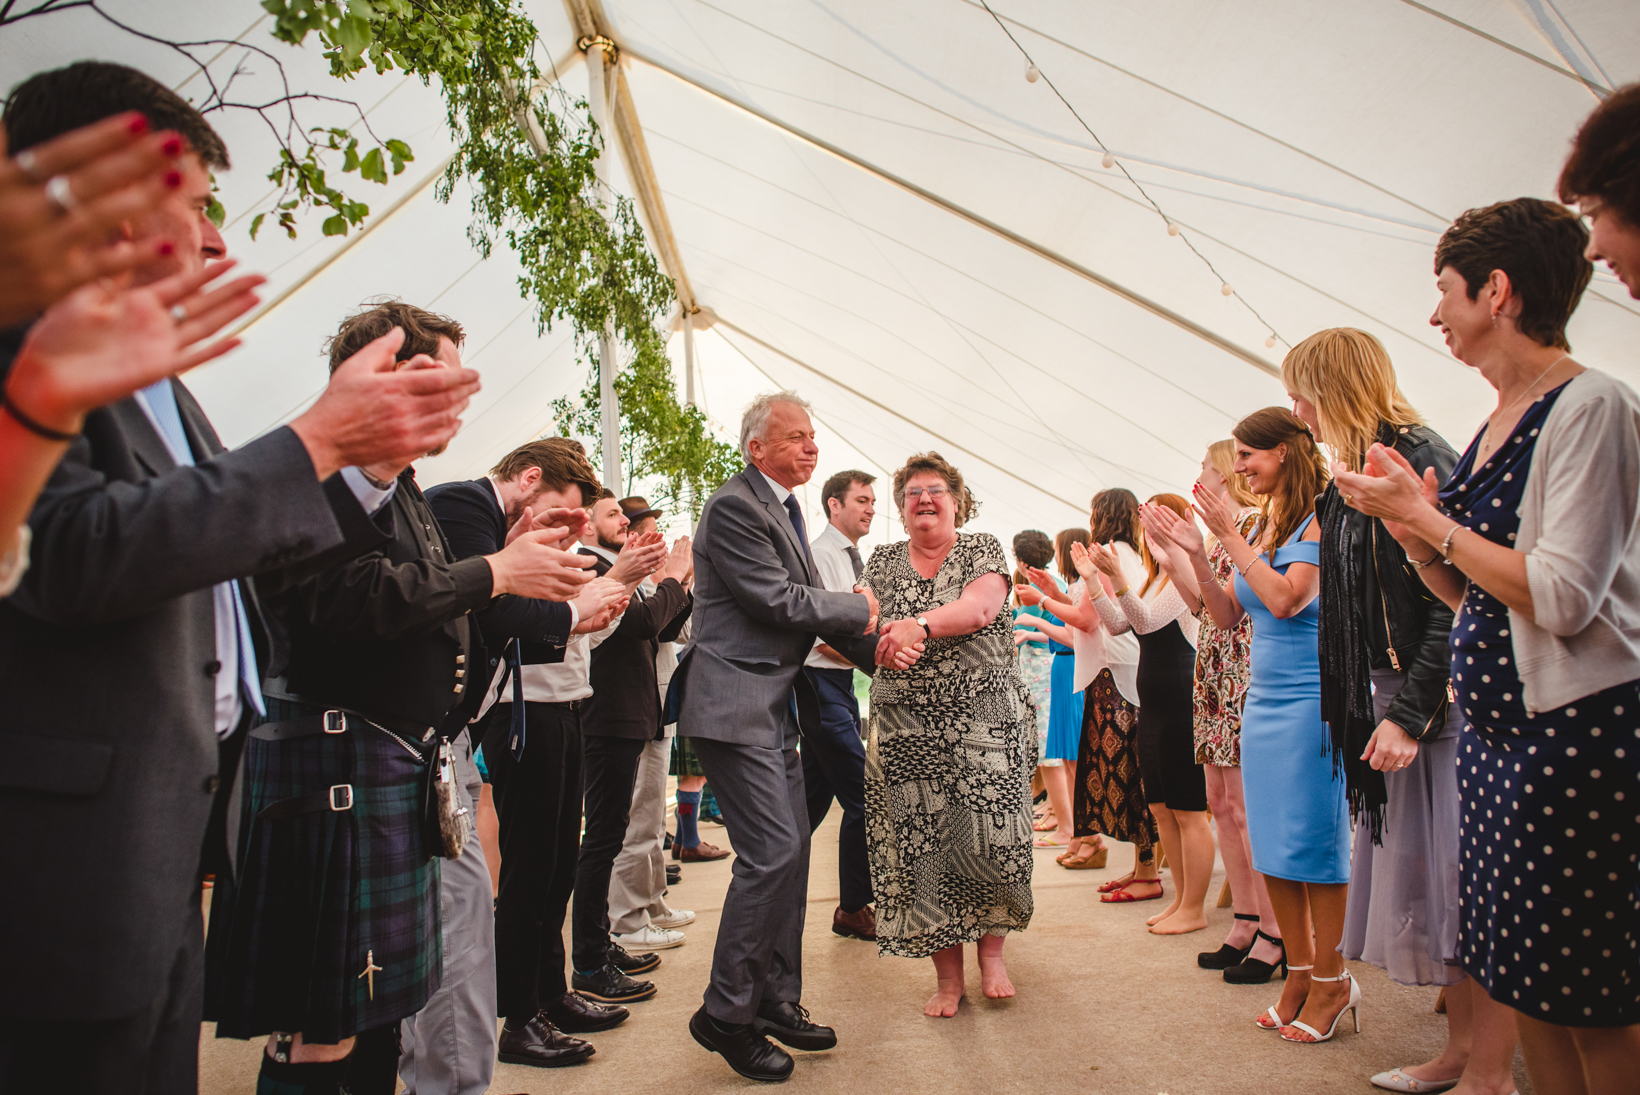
1319,423,1458,740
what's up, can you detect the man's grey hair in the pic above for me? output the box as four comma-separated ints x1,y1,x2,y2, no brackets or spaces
739,390,812,462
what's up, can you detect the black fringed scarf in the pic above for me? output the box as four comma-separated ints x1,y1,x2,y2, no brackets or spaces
1317,481,1388,843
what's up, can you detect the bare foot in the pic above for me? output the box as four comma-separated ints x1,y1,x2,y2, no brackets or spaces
1145,899,1182,926
978,956,1015,999
924,980,965,1017
1148,911,1208,935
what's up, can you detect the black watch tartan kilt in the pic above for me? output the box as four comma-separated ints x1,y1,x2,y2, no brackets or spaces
670,734,706,778
204,697,441,1043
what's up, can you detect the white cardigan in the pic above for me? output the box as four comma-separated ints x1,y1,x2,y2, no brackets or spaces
1499,368,1640,713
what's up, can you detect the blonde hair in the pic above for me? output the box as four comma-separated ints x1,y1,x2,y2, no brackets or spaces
1281,328,1423,473
1205,440,1259,509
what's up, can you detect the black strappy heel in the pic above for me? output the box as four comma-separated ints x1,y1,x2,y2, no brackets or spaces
1197,912,1261,970
1223,930,1286,984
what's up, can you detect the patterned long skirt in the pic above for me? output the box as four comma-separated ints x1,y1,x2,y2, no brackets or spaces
1017,643,1058,767
1074,669,1158,850
205,699,440,1043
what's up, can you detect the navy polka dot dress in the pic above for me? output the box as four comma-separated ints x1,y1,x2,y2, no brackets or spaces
1439,381,1640,1027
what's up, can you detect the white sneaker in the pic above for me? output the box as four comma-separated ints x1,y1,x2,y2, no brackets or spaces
652,907,696,929
611,925,686,951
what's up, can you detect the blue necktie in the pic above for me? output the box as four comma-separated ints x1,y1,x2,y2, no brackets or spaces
782,494,816,576
138,380,265,720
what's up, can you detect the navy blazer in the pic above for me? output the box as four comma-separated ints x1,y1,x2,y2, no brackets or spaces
424,477,572,669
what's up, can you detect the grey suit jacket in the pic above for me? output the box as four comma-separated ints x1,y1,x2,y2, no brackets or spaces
673,467,873,749
0,369,386,1022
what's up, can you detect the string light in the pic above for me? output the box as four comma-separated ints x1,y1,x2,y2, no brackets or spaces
1265,336,1278,348
979,0,1286,353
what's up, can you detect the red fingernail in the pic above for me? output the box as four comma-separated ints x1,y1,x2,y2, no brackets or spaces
164,170,182,188
157,241,175,256
128,114,150,135
160,136,183,157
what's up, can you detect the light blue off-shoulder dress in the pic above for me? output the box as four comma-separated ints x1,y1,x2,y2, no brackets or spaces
1235,513,1351,884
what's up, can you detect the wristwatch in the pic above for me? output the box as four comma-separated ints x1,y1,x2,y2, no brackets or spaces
916,616,931,639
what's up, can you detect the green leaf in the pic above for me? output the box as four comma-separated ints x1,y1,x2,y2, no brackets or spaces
322,213,349,236
359,147,387,184
250,212,267,240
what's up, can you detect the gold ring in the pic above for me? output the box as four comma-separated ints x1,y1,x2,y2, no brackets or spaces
1344,493,1354,505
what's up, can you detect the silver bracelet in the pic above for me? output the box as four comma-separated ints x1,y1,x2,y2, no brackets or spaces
1236,555,1261,576
1439,524,1466,559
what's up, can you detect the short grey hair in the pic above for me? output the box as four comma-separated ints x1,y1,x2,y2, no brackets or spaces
739,390,812,462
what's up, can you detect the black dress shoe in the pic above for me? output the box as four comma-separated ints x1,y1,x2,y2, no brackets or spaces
667,863,682,885
541,991,629,1033
572,963,658,1003
752,1000,836,1051
608,941,661,975
688,1006,793,1082
1223,931,1287,984
496,1013,595,1068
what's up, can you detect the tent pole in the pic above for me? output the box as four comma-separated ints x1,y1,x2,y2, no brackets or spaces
583,35,623,496
682,312,699,531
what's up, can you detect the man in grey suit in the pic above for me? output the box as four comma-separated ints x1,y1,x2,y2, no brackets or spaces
675,391,917,1082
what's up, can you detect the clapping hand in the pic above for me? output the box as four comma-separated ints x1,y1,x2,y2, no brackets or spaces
1334,444,1441,548
661,535,693,583
5,260,264,436
0,112,193,328
1078,540,1126,582
1025,566,1069,603
608,530,667,586
1014,582,1043,607
1142,502,1205,557
489,525,596,600
1189,483,1238,540
571,576,629,633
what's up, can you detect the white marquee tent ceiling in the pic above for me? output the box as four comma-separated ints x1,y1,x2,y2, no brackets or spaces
3,0,1636,556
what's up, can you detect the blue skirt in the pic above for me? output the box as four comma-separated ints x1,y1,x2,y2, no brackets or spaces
1044,652,1083,761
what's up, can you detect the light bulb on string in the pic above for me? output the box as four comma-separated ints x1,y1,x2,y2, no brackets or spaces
1166,222,1180,237
1265,336,1277,349
1025,63,1040,83
1100,152,1115,169
1221,284,1234,297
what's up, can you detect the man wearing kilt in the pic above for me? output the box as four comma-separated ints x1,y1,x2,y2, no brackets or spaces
204,301,601,1095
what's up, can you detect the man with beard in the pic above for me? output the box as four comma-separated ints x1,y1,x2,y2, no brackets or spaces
571,491,693,1006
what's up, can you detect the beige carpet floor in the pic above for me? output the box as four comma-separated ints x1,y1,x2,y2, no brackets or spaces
200,810,1533,1095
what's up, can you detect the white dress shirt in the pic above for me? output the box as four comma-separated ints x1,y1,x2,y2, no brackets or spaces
806,521,863,669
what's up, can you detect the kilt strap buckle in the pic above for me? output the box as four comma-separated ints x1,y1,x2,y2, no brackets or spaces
257,784,357,822
323,710,346,734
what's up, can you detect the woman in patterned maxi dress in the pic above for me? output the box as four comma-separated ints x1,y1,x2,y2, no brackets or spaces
863,453,1035,1018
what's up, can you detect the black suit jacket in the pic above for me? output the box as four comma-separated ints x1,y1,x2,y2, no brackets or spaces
582,549,692,740
422,477,572,672
266,470,494,737
0,351,390,1021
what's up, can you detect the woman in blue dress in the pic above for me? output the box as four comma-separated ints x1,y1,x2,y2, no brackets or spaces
1336,191,1640,1093
1147,407,1355,1043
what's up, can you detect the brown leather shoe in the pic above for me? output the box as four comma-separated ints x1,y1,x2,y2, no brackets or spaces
831,904,876,941
497,1012,595,1067
673,840,730,862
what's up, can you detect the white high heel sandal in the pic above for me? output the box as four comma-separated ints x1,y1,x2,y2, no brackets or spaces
1281,969,1361,1043
1254,964,1312,1029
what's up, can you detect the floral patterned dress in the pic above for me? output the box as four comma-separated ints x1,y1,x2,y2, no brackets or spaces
863,532,1035,958
1193,508,1259,765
